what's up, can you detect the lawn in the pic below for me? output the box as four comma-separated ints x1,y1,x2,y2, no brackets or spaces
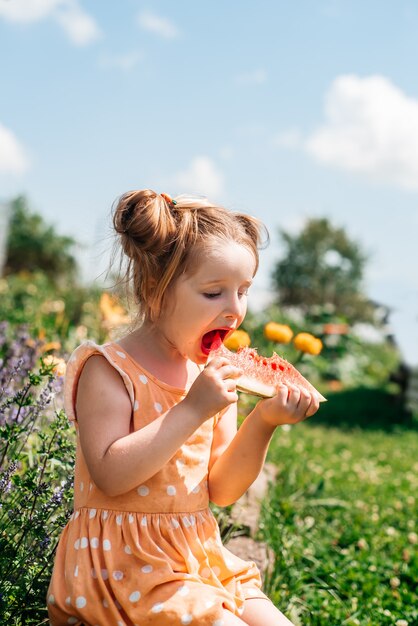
260,422,417,626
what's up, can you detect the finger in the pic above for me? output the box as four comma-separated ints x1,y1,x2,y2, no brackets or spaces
218,364,242,380
286,385,301,409
205,356,231,370
305,395,320,418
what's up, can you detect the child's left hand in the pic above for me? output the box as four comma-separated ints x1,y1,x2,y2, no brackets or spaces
255,384,320,427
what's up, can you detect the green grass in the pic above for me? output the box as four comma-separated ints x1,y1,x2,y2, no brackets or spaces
260,423,417,626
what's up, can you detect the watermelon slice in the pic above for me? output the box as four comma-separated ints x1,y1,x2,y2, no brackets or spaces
211,341,326,402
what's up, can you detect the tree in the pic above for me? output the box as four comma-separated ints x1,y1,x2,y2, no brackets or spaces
272,218,375,322
4,196,78,284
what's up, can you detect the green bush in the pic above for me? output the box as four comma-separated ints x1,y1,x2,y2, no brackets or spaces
0,322,75,625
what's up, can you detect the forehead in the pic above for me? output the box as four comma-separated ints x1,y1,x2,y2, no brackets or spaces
187,239,257,280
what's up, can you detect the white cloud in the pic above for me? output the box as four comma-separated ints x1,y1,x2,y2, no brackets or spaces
235,68,267,86
172,157,225,199
0,0,100,46
137,11,179,39
305,74,418,190
0,123,29,174
55,2,101,46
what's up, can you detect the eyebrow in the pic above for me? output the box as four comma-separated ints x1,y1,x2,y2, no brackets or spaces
199,279,253,287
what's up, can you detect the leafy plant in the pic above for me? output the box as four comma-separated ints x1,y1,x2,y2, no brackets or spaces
0,322,75,625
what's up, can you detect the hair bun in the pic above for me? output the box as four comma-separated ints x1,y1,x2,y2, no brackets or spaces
113,189,177,256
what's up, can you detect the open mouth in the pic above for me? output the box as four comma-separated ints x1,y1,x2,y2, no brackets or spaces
201,329,230,355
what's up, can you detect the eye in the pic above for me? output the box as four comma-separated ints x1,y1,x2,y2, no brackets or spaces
203,292,221,299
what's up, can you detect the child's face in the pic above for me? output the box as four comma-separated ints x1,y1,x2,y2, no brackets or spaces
159,239,256,364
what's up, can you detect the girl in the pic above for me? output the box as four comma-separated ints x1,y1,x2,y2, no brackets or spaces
47,189,319,626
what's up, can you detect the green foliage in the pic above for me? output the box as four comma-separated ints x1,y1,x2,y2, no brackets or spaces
272,218,375,322
0,324,75,625
0,271,107,348
260,423,418,626
4,196,78,285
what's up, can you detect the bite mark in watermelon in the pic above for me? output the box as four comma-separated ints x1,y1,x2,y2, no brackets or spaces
211,343,326,402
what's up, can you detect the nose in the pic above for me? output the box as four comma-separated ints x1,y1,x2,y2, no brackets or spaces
223,293,243,320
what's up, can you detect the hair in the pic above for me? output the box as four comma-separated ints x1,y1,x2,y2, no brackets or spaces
111,189,269,323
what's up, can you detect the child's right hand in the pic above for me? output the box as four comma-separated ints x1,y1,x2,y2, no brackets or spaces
183,356,242,421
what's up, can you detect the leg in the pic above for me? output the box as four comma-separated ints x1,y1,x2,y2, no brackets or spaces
240,597,295,626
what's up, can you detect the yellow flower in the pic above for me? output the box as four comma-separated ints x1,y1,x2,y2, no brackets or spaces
224,329,251,351
40,341,62,353
264,322,294,344
43,355,66,377
100,293,131,328
293,332,323,355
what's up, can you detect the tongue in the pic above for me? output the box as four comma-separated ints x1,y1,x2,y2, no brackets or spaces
201,330,223,355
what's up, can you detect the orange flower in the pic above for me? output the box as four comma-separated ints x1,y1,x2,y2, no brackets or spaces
43,355,66,377
100,293,131,328
224,329,251,351
40,341,62,353
293,332,323,355
264,322,294,344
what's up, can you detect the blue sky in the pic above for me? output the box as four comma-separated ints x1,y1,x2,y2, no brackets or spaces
1,0,418,365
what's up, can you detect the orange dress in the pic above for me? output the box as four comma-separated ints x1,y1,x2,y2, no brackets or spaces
47,341,264,626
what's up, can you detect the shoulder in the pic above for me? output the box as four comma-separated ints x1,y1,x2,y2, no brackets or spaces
64,341,135,422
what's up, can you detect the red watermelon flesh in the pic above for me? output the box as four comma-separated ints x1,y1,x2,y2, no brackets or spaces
211,342,326,402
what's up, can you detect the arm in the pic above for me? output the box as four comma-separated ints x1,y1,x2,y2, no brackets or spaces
76,354,240,497
208,385,320,507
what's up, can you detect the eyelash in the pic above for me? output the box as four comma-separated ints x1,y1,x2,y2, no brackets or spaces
203,291,248,299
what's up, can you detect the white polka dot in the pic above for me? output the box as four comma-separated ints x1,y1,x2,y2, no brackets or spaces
156,545,165,553
129,514,135,523
65,596,71,606
141,516,147,526
116,514,123,525
89,482,93,491
103,599,109,608
74,566,78,577
80,537,88,549
89,508,96,518
91,568,97,578
137,485,150,496
113,570,124,581
200,567,211,579
171,518,180,529
103,539,111,551
117,622,125,626
79,481,84,492
101,569,109,580
141,564,153,573
182,516,191,528
129,590,141,602
102,510,108,520
116,351,126,358
90,537,99,548
48,594,55,604
74,510,80,520
154,402,162,412
69,513,74,521
167,485,176,496
139,374,148,384
67,618,78,625
190,515,196,525
74,538,80,550
151,602,164,613
181,615,193,625
124,545,132,554
205,600,215,609
75,596,87,609
192,485,200,494
177,584,190,596
212,621,224,626
115,600,122,610
134,400,139,411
